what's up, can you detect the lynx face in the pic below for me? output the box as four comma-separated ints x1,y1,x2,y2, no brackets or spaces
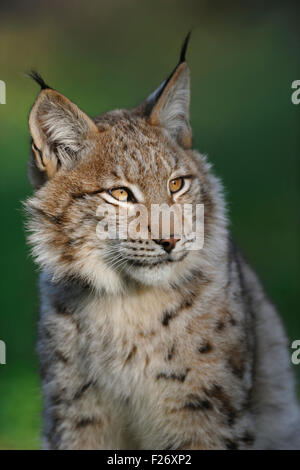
26,39,225,293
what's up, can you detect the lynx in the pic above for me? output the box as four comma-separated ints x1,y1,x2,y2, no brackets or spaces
25,35,300,449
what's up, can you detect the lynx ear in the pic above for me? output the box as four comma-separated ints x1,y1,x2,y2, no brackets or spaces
28,72,98,187
137,33,192,149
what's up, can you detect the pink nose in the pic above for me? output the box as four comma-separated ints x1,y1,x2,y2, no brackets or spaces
154,237,180,253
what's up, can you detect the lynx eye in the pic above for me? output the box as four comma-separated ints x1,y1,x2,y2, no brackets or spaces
110,188,132,202
169,177,184,193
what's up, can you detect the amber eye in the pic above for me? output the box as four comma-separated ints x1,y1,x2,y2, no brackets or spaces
110,188,130,202
169,177,184,193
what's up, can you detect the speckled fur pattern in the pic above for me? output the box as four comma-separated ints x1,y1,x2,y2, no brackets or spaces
25,49,300,449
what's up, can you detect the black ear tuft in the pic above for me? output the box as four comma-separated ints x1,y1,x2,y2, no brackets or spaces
28,70,51,90
153,31,192,102
179,31,192,64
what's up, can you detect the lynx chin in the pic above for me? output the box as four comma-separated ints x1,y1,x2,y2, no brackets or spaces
25,34,300,450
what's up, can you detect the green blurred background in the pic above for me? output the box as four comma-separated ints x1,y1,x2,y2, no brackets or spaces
0,0,299,449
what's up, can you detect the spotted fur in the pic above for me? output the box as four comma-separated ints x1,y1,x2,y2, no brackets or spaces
25,38,300,449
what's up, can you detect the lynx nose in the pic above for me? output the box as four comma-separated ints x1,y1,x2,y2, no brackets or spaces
154,237,180,253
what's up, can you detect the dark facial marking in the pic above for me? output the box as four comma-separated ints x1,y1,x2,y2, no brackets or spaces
124,345,137,364
156,368,190,383
70,189,105,199
198,341,212,354
31,206,62,226
183,394,212,411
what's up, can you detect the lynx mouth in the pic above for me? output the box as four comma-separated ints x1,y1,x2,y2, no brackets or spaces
125,252,188,268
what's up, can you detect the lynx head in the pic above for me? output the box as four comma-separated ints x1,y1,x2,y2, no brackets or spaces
25,34,227,294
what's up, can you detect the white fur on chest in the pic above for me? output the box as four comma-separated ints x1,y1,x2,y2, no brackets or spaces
75,288,180,399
